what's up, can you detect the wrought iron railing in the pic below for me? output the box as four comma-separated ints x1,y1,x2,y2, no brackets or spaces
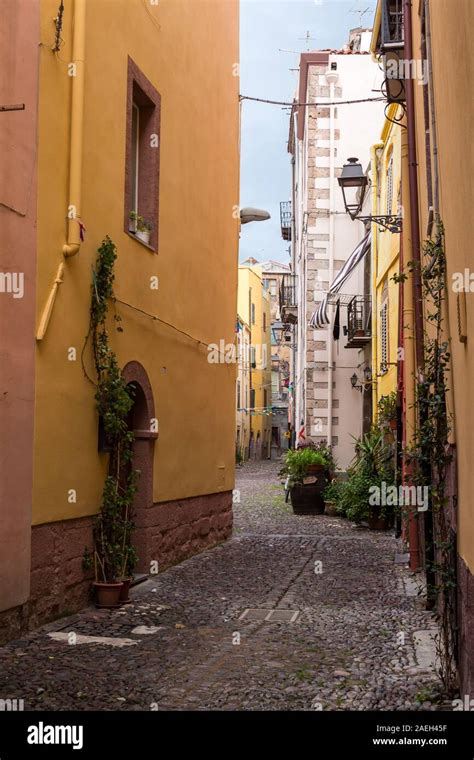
347,295,371,343
279,274,297,310
280,201,292,241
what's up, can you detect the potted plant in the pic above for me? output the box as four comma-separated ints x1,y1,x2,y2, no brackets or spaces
118,544,138,604
377,392,397,434
343,429,396,530
323,477,343,516
129,211,152,245
279,447,330,515
83,237,141,608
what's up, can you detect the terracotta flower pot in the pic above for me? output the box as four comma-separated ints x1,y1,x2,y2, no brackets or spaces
94,582,123,608
119,577,132,604
324,500,339,516
306,463,325,474
367,514,390,531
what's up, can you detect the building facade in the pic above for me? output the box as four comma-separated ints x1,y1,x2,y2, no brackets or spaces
235,316,251,463
371,0,474,695
371,105,403,416
285,32,384,469
0,0,239,640
260,260,291,458
237,264,272,460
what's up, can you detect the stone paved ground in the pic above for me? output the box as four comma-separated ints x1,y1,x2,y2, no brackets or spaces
0,461,446,711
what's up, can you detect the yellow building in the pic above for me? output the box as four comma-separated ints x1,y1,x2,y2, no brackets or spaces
237,265,272,459
236,317,251,462
370,105,403,416
371,0,474,694
0,0,239,636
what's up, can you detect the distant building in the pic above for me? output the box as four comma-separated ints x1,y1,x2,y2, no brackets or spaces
284,33,384,468
237,264,272,460
260,261,291,458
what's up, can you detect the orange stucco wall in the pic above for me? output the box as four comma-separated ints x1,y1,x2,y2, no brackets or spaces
33,0,240,525
0,0,39,611
411,0,474,569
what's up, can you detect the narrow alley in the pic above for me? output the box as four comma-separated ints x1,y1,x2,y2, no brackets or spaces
0,463,442,712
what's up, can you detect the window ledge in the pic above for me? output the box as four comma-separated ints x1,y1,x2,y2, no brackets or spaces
126,230,157,253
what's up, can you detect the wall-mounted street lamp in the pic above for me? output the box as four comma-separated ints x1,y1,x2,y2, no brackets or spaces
350,365,373,393
240,207,271,225
338,158,402,233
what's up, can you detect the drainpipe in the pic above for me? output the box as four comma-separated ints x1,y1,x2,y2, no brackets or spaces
423,0,439,215
370,143,383,423
404,0,433,588
403,0,424,373
401,131,420,571
63,0,86,257
325,68,338,448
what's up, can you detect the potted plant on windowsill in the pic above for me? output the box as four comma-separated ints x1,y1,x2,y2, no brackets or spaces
279,448,330,515
129,211,152,245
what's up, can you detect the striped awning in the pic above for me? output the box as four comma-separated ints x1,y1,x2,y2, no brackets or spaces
309,232,371,328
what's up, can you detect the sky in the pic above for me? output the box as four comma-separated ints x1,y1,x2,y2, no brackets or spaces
239,0,375,263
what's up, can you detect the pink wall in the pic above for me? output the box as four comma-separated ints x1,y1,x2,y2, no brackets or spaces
0,0,39,611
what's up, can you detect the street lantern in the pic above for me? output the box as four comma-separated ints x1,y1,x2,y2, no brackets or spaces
272,321,286,344
338,157,403,233
350,372,359,389
240,207,271,225
363,365,372,384
338,157,368,220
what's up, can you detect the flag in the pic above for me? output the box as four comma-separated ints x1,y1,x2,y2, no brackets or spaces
298,418,306,442
333,301,340,341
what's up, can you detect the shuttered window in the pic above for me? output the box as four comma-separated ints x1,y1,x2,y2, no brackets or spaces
380,301,389,373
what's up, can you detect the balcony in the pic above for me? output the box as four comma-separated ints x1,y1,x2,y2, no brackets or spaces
279,274,298,324
381,0,404,52
280,201,292,241
345,295,371,349
380,0,405,104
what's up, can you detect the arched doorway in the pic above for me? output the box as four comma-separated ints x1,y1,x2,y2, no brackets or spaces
122,361,157,574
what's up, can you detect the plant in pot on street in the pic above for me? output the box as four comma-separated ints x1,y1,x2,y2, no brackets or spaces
279,447,330,515
297,439,337,477
323,477,344,516
344,428,396,529
83,237,141,608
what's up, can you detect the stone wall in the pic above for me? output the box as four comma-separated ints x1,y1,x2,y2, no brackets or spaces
0,493,233,644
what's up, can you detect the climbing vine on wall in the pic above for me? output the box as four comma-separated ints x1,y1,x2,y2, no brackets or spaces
407,221,457,696
84,236,140,583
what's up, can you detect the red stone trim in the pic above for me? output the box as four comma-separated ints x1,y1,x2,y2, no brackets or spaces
124,57,161,251
134,491,233,573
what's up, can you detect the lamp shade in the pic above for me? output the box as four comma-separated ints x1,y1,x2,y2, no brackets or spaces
338,158,368,219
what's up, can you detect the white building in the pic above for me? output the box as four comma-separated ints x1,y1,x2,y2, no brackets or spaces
283,29,384,469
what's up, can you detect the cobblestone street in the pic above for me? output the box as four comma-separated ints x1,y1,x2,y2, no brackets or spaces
0,462,444,711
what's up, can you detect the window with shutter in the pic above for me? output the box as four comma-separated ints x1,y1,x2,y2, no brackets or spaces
380,301,389,373
386,157,394,215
